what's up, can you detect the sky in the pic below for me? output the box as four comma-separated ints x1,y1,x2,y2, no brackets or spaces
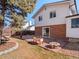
27,0,79,25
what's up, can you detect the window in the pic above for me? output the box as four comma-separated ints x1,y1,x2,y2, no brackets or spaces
50,12,56,18
42,27,50,37
39,16,42,21
71,18,79,28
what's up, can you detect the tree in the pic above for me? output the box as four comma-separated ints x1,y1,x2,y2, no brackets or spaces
10,13,25,38
0,0,37,38
1,0,37,15
11,13,24,31
0,15,3,36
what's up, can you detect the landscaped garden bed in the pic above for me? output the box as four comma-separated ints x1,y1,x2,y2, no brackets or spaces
0,42,16,51
0,37,79,59
20,35,79,58
0,36,19,55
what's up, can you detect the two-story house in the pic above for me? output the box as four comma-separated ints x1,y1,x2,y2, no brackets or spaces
33,0,79,42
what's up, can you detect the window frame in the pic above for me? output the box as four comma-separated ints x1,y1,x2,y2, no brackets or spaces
38,16,42,21
71,18,79,28
49,11,56,18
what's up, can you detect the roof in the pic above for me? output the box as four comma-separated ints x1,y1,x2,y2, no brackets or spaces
32,1,70,18
66,14,79,18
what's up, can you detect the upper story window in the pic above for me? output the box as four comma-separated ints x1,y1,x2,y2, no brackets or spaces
50,12,56,18
71,18,79,28
38,16,42,21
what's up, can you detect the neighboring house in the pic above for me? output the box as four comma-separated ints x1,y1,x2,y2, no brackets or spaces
22,22,30,30
33,0,79,42
22,21,35,31
27,25,35,31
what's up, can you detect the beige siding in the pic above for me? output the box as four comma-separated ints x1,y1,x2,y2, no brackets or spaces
66,16,79,38
35,3,70,27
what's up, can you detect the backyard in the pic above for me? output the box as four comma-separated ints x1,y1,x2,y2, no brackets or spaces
0,37,79,59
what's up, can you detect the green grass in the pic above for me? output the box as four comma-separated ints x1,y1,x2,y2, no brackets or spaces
0,37,79,59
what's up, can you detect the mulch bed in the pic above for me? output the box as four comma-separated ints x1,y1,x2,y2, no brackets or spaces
28,41,38,45
0,42,16,51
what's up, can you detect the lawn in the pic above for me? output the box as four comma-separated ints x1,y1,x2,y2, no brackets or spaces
0,37,79,59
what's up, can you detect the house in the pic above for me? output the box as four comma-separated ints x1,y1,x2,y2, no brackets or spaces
33,0,79,42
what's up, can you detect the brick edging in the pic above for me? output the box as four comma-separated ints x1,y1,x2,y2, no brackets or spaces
0,42,19,55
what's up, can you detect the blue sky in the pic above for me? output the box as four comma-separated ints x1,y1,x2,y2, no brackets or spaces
27,0,79,25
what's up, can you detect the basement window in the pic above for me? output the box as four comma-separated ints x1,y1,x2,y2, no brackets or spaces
71,18,79,28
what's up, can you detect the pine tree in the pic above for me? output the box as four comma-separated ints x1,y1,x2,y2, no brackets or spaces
0,0,37,38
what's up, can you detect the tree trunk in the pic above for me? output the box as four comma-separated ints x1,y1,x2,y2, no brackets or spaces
1,0,6,15
20,31,22,39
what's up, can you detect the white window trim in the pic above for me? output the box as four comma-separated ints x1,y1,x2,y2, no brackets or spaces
42,27,50,38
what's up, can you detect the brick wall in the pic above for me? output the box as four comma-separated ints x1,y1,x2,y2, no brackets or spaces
50,24,66,39
35,27,42,37
35,24,66,39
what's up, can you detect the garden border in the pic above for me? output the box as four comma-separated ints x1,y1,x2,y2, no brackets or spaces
0,42,19,55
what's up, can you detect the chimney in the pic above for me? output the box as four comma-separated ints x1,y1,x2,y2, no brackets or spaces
64,0,78,15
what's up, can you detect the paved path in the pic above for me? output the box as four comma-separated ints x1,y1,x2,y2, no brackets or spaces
22,35,33,41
